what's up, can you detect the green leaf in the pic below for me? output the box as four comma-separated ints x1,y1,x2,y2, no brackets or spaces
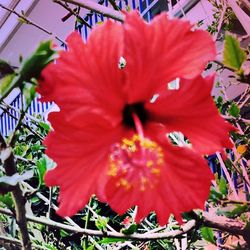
98,238,126,244
0,74,16,97
86,246,95,250
18,17,28,24
20,40,56,81
228,103,240,117
0,192,14,209
200,227,216,244
0,60,14,76
36,156,54,185
23,82,36,108
209,187,223,202
121,224,138,235
217,204,249,218
95,216,109,231
38,121,51,133
223,34,247,70
218,177,228,196
60,229,69,238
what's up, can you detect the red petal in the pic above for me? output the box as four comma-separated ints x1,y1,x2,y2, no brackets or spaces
38,22,126,123
103,123,213,225
44,111,125,217
123,12,216,103
146,75,236,155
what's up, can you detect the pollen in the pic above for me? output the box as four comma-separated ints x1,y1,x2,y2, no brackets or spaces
116,178,132,190
151,168,161,175
108,134,165,192
108,163,118,176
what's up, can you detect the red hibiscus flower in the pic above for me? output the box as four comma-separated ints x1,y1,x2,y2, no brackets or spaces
38,12,234,225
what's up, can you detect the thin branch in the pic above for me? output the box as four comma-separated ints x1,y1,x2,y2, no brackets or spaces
15,155,36,165
0,3,65,45
0,235,22,248
108,0,120,11
0,134,31,250
202,211,250,247
53,0,92,28
8,91,25,147
0,105,44,141
0,235,48,250
213,0,227,41
0,207,196,240
58,0,125,21
221,199,250,206
213,60,235,72
21,182,105,250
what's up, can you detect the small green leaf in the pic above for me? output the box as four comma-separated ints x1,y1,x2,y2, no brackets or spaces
60,229,69,238
218,177,228,196
223,34,247,70
38,121,51,133
36,156,54,185
228,103,240,117
95,216,109,231
20,40,56,81
217,204,249,218
18,17,28,24
200,227,216,244
121,224,137,235
209,187,223,202
0,74,16,97
86,246,95,250
0,192,14,209
23,82,36,108
0,60,14,76
98,238,126,244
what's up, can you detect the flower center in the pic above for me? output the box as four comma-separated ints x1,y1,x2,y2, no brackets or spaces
122,103,148,128
107,134,164,192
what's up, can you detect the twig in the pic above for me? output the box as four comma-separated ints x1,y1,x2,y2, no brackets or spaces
0,235,47,250
0,134,31,250
108,0,120,10
58,0,125,21
0,105,44,141
53,0,92,28
0,235,22,248
202,212,250,246
15,155,36,165
0,207,196,240
221,199,250,206
86,205,118,233
213,0,227,41
0,101,43,124
216,152,240,200
213,60,235,72
2,206,249,244
0,3,65,45
22,182,104,249
8,91,25,147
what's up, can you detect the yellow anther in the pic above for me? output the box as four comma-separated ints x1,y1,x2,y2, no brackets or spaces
146,160,154,168
108,163,118,176
151,168,161,175
132,134,140,141
120,178,131,190
122,138,134,147
157,159,164,165
140,177,148,192
141,139,157,149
